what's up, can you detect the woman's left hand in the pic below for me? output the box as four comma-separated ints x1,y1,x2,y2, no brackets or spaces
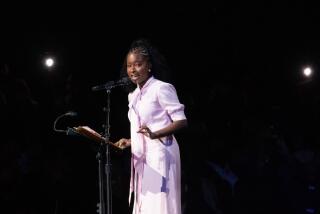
137,125,156,139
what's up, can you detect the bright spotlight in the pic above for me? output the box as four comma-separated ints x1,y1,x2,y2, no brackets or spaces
45,57,54,68
303,67,312,77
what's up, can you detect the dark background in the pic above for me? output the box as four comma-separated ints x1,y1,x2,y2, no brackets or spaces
1,2,320,214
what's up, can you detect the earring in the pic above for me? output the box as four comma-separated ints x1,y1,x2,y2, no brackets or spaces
148,69,151,72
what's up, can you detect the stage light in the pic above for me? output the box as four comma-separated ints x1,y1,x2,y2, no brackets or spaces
303,67,312,77
45,57,55,68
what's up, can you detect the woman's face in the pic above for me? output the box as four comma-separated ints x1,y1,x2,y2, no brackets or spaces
126,52,151,88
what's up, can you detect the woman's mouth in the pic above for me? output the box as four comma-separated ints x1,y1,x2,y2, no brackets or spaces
131,75,139,81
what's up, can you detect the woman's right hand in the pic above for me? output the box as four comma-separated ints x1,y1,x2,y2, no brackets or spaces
114,138,131,149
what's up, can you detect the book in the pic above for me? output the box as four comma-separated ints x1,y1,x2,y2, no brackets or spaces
74,126,122,149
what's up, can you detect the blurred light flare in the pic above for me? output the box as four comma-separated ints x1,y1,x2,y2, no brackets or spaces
303,67,312,77
45,57,54,68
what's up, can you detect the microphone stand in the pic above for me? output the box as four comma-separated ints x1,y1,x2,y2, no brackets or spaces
93,80,129,214
97,88,112,214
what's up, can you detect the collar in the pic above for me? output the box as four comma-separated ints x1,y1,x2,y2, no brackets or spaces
137,76,154,92
128,76,155,109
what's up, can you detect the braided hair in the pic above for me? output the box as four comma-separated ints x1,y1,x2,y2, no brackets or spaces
120,38,172,92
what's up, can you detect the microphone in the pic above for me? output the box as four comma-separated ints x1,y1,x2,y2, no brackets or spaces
53,111,78,134
65,111,77,117
92,77,131,91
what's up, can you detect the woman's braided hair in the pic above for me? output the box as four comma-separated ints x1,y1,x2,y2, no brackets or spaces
120,38,172,92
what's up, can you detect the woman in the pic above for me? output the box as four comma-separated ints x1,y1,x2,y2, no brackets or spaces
115,39,187,214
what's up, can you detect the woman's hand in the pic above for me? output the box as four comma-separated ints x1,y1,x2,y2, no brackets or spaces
137,119,187,140
137,125,157,139
114,138,131,149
